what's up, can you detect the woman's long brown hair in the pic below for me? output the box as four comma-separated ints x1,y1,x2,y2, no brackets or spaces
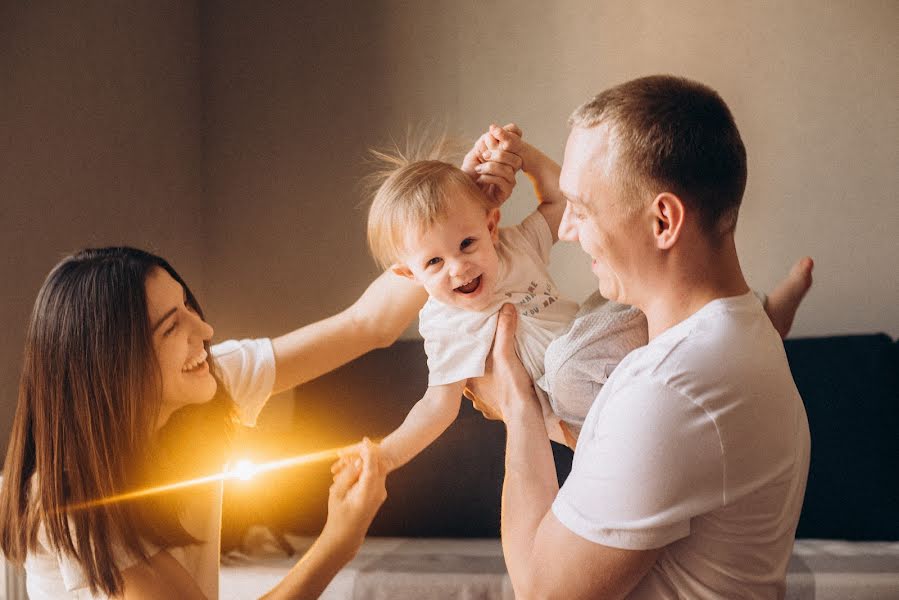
0,247,237,596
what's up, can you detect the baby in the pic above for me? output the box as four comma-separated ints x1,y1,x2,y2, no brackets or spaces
366,132,577,472
364,128,813,470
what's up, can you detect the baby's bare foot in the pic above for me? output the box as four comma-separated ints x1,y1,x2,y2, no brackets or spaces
766,257,814,338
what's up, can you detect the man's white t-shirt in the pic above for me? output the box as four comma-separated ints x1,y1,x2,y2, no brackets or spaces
24,338,276,600
419,211,579,442
552,292,810,599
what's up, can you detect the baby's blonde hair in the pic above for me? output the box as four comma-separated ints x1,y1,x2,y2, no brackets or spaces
366,134,494,269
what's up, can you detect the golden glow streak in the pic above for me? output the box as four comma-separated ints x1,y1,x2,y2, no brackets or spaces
64,444,355,512
231,459,256,481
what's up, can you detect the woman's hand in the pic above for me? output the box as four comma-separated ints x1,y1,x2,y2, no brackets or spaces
461,123,524,204
322,438,387,557
464,304,541,423
260,439,388,600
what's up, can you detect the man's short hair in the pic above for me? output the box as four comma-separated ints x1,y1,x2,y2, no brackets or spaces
570,75,747,235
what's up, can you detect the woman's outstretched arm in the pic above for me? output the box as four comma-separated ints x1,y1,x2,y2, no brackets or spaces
270,270,427,395
261,439,388,600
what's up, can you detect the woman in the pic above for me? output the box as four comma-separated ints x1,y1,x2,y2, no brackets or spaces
0,247,426,599
0,127,521,599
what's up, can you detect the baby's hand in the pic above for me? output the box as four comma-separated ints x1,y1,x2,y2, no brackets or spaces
332,438,397,475
461,123,524,205
324,437,388,550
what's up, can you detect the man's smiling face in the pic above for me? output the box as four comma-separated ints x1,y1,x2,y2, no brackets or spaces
558,123,652,307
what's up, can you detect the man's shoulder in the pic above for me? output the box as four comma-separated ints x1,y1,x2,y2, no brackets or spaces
662,294,777,356
615,295,790,399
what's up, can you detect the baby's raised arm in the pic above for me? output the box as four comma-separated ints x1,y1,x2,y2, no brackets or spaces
465,125,566,241
493,126,565,242
518,142,565,242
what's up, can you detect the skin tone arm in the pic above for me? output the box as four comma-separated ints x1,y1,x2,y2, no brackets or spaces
260,440,387,600
468,305,660,599
519,140,565,241
377,382,466,472
120,441,388,600
463,124,566,241
270,270,427,394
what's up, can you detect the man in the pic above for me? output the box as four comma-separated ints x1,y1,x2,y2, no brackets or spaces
472,75,811,598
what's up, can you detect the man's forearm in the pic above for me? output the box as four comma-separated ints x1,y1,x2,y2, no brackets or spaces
501,395,560,593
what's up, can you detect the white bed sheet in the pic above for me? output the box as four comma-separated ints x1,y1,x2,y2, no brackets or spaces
219,535,899,600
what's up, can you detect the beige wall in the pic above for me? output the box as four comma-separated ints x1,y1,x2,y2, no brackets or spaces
200,1,387,338
0,2,205,446
2,1,897,447
202,0,898,344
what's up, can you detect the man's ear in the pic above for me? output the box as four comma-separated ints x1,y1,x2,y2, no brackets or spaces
390,263,414,279
486,208,501,242
652,193,685,250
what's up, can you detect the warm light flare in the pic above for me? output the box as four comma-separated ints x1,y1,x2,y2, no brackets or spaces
230,459,257,481
63,443,362,512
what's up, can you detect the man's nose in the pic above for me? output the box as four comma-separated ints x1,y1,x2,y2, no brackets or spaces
558,202,579,242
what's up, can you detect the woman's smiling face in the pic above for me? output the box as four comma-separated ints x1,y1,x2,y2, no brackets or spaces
145,267,217,423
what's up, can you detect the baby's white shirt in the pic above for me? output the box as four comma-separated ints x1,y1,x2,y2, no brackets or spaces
418,211,579,442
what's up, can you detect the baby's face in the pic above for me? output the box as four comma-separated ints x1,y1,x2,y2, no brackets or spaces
397,192,500,312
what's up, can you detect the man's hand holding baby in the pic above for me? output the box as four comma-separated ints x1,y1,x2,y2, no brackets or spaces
464,304,544,425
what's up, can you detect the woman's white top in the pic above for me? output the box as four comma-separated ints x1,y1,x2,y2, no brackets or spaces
24,338,275,600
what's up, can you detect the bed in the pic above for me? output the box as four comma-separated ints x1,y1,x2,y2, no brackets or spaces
219,533,899,600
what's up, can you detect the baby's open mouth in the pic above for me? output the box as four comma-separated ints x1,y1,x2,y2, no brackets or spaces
454,275,482,294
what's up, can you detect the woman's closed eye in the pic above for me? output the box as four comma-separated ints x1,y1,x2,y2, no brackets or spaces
163,319,178,337
163,300,193,336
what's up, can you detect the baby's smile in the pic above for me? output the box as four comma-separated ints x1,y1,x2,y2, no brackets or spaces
454,275,482,295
